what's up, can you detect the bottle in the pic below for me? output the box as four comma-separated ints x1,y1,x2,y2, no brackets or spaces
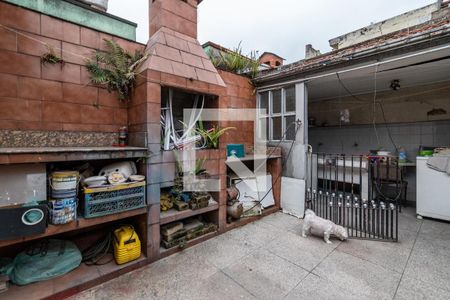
119,126,128,146
398,147,407,163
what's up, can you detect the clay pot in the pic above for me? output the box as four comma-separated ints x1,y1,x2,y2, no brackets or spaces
226,186,239,201
227,202,243,219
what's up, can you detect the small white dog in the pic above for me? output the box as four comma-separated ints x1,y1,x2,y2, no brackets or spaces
302,209,348,244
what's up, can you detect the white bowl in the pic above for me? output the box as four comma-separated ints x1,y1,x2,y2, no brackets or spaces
129,175,145,182
83,176,107,187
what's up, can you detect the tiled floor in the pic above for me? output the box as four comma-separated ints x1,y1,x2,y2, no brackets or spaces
71,208,450,300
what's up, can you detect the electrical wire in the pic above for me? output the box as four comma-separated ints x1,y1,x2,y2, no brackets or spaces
335,72,398,151
81,232,114,266
242,120,302,213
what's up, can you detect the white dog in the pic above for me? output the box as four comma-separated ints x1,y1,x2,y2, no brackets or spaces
302,209,348,244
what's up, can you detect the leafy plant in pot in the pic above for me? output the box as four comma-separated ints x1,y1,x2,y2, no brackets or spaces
86,39,148,102
196,121,235,149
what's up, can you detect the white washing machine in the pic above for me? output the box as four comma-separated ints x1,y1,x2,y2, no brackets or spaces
416,157,450,221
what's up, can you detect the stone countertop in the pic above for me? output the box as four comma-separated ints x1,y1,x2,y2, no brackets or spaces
0,146,148,154
0,147,148,164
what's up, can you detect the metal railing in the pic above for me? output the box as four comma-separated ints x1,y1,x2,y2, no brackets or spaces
306,153,399,242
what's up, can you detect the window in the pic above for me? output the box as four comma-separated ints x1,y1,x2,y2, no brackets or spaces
257,86,296,141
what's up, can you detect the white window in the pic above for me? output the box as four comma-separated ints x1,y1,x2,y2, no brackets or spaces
258,86,296,141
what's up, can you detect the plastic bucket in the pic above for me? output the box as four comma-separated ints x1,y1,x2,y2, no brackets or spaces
50,171,79,191
49,197,77,225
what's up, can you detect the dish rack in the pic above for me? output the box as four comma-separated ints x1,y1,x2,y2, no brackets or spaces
81,181,146,218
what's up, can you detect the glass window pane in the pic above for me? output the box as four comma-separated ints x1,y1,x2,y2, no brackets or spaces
286,116,297,140
258,118,269,140
272,89,281,114
259,92,269,115
272,117,282,140
285,86,296,112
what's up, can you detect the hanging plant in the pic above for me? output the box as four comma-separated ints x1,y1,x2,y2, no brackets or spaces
41,46,64,66
86,39,148,102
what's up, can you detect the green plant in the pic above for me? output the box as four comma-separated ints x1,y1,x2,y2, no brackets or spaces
86,39,148,102
207,42,260,78
41,46,64,65
196,121,235,149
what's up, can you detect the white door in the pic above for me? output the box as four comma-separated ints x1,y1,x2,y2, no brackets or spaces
281,82,307,218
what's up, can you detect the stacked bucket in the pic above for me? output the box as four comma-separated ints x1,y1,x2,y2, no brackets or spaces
48,171,79,225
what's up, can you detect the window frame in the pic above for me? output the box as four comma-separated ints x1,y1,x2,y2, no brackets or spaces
257,86,296,142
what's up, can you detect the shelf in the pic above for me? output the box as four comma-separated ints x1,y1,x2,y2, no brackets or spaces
159,231,218,258
225,154,282,165
2,255,147,300
226,206,279,231
160,199,219,225
0,146,148,164
0,207,147,248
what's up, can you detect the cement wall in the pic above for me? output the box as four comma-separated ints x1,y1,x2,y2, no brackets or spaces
329,3,438,49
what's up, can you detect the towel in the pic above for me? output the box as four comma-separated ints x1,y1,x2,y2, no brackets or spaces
427,153,450,175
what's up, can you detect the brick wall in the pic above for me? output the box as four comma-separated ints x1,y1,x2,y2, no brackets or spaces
0,1,145,147
218,70,256,152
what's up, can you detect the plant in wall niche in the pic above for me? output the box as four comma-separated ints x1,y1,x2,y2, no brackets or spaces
41,46,64,66
196,121,235,149
207,42,260,78
86,39,148,102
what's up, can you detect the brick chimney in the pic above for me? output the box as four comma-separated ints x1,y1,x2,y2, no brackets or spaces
141,0,225,87
149,0,198,39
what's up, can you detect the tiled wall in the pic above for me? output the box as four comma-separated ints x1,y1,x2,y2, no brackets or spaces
308,120,450,202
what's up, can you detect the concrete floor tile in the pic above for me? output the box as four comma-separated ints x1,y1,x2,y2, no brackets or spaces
395,275,450,300
223,219,284,246
180,271,257,300
314,251,402,299
419,219,450,239
223,248,309,300
336,230,415,273
189,233,259,269
285,273,363,300
404,239,450,291
398,211,423,233
264,230,337,271
260,212,302,231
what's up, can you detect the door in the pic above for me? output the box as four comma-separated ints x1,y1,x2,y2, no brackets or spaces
280,83,308,218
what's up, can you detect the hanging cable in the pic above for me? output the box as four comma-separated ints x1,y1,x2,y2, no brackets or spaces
335,72,398,151
242,119,302,213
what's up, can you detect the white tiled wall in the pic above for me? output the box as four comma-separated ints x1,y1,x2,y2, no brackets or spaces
308,120,450,202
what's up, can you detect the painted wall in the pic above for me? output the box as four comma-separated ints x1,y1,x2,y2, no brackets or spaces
0,1,144,147
308,82,450,127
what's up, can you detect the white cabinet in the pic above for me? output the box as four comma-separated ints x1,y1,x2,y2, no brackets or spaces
416,157,450,221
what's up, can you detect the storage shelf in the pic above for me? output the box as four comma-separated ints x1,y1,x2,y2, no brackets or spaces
2,255,147,300
160,199,219,225
225,154,281,164
226,206,279,231
0,146,148,164
159,231,218,258
0,207,147,248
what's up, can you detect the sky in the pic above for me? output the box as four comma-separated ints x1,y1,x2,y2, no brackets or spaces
108,0,436,63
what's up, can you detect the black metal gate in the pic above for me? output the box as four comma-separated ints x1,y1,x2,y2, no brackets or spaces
306,153,400,242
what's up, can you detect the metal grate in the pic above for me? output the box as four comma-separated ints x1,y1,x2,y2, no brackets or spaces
306,153,399,242
83,185,146,218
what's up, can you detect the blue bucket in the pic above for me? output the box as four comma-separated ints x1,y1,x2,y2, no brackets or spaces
49,197,77,225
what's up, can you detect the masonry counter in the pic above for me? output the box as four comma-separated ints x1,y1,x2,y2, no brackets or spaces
0,147,148,164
